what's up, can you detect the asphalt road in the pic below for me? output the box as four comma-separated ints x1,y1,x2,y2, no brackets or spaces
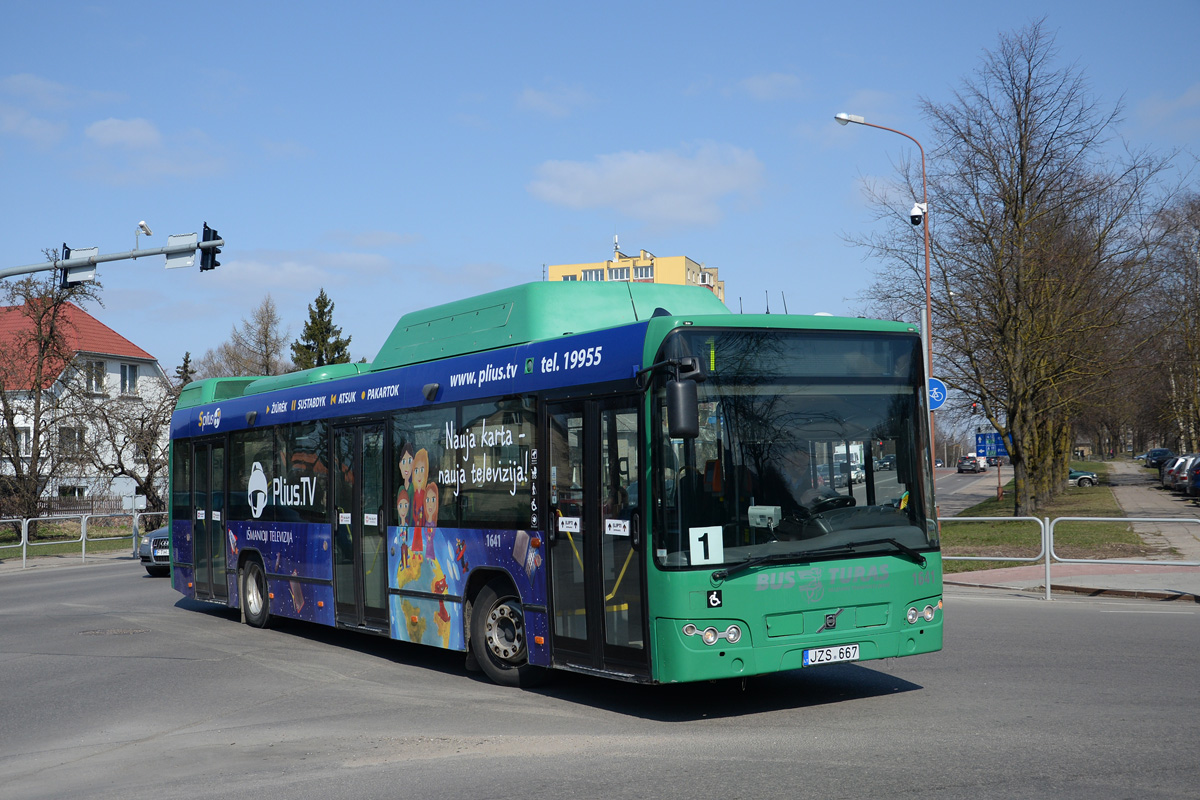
2,558,1198,800
935,466,1005,517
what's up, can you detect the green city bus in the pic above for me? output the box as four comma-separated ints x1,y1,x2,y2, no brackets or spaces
168,281,942,686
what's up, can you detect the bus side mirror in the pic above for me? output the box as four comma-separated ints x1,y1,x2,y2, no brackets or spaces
667,378,699,439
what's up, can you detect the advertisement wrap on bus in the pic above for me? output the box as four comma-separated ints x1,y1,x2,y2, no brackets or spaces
168,281,942,687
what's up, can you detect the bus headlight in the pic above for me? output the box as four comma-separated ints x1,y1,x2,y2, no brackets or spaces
908,604,939,624
682,623,743,645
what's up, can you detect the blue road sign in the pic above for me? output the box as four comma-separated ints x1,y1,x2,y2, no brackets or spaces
975,432,1010,457
928,378,947,411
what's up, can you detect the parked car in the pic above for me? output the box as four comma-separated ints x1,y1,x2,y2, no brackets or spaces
139,526,170,577
957,455,984,474
1189,460,1200,498
1146,448,1175,470
1168,455,1199,493
934,459,944,468
1068,468,1098,487
1159,456,1187,490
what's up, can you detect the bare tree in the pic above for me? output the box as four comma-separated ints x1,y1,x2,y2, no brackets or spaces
1151,193,1200,451
62,367,176,513
0,265,102,520
196,294,292,379
856,20,1178,514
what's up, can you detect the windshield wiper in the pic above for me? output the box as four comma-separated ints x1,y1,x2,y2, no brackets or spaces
710,538,927,582
712,544,866,581
711,552,803,582
847,538,928,568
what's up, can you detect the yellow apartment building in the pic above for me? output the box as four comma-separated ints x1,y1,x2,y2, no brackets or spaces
547,242,725,304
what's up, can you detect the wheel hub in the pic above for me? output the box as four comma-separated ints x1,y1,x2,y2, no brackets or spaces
485,602,525,662
246,574,263,616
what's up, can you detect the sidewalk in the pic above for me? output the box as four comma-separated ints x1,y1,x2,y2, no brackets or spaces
0,548,137,574
944,459,1200,602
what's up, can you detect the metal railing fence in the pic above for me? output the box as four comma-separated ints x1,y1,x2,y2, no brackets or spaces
945,514,1200,600
1,511,167,568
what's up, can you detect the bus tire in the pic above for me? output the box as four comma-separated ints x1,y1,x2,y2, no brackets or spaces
243,559,271,629
470,579,546,687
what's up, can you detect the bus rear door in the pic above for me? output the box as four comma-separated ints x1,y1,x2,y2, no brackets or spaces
192,439,227,601
332,423,389,629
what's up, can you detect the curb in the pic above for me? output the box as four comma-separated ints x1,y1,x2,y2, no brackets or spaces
945,578,1200,603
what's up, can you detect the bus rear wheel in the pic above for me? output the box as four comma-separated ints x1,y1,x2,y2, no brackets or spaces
470,579,546,687
242,559,271,629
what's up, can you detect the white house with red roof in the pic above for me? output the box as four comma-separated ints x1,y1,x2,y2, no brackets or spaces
0,301,169,502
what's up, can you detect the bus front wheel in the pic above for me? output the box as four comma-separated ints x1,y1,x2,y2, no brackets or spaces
470,579,546,687
242,559,271,629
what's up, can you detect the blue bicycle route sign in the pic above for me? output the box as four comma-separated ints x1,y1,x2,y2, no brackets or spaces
928,377,947,411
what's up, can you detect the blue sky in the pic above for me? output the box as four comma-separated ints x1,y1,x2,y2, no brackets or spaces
2,1,1196,375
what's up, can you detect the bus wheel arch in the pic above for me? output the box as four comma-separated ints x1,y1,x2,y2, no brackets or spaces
240,551,271,629
467,574,546,687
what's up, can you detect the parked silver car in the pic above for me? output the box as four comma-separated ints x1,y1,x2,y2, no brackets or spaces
138,526,170,577
1167,455,1199,493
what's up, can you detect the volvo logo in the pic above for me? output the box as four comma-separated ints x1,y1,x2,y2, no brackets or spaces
817,608,845,632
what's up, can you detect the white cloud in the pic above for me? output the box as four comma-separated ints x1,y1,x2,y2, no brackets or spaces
528,143,764,227
0,104,67,146
261,138,314,159
517,85,594,118
1136,83,1200,141
739,72,805,101
85,117,162,149
1,73,123,110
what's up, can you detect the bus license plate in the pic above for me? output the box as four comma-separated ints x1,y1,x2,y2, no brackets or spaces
803,644,859,666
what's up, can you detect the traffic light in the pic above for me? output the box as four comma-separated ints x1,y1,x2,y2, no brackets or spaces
200,222,221,271
59,243,71,288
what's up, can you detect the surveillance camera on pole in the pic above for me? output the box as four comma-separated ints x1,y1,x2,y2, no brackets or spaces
910,202,927,226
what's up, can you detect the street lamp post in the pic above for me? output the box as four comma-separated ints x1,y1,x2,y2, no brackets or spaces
835,112,935,478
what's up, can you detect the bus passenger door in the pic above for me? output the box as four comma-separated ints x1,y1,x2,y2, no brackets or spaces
547,397,647,678
332,424,388,629
192,440,227,601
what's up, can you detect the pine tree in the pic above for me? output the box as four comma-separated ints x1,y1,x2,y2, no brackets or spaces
175,352,195,385
290,288,352,370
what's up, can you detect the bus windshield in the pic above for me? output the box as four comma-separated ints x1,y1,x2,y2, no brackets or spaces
652,328,936,570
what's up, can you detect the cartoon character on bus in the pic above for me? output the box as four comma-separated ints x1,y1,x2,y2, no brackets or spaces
396,489,411,569
454,537,469,573
418,481,439,527
396,443,415,526
411,447,429,515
